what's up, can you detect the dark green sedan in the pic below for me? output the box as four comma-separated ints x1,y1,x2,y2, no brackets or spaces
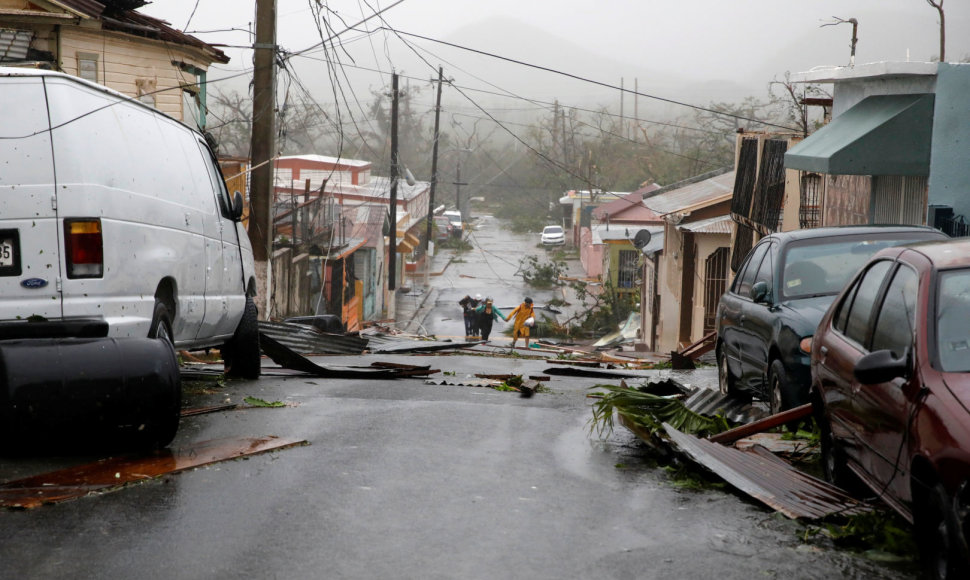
715,225,947,413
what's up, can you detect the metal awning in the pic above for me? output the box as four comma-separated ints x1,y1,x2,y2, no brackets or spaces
785,93,934,176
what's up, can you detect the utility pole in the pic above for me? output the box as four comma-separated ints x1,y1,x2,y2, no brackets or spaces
248,0,277,317
388,72,399,291
619,77,624,139
634,78,638,142
553,99,560,160
425,66,443,256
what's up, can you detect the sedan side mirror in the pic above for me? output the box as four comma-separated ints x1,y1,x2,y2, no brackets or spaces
750,281,771,304
230,191,245,221
854,349,909,384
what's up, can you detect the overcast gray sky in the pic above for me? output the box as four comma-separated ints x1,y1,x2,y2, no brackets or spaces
141,1,968,114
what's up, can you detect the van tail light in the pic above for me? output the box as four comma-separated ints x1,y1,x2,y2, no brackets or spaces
64,219,103,278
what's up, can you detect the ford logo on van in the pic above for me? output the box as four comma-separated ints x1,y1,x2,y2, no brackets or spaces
21,278,48,289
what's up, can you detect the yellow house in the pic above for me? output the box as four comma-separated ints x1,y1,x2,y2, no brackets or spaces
0,0,228,129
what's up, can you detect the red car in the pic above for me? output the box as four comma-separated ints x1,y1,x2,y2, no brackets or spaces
811,238,970,579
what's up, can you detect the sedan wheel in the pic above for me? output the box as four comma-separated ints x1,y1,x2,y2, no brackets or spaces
812,392,857,491
768,359,801,431
718,349,731,396
768,360,789,415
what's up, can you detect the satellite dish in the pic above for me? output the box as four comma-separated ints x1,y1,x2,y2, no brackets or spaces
632,229,652,250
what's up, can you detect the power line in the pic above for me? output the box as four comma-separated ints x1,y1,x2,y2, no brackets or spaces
375,27,800,132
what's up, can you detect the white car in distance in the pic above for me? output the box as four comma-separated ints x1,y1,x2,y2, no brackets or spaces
540,225,565,246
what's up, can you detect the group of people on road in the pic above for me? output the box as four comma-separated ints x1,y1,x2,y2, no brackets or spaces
458,294,536,350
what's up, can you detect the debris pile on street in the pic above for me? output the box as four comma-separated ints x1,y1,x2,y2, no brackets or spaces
589,379,870,520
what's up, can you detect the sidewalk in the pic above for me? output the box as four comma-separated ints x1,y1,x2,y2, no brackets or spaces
393,244,455,334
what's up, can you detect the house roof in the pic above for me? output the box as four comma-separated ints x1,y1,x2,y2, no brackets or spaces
46,1,229,63
277,154,372,169
676,214,733,235
592,224,663,245
790,61,939,84
642,170,735,216
592,190,663,223
558,190,631,205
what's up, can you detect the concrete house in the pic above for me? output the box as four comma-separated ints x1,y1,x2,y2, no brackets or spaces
641,169,735,353
0,0,228,129
785,62,970,235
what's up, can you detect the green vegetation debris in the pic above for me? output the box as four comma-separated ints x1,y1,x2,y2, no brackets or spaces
663,463,726,491
588,383,732,439
808,511,918,562
518,255,566,289
244,396,286,408
490,384,518,392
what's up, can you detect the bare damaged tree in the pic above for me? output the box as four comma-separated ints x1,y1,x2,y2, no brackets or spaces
821,17,859,66
207,89,254,157
769,72,832,137
926,0,946,62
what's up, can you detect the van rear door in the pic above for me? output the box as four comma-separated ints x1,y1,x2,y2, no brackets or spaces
0,74,62,323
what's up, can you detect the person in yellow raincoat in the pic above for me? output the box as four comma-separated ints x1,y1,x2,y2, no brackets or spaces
507,297,535,351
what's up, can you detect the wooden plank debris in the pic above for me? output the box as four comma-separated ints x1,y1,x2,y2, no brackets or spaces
0,436,308,509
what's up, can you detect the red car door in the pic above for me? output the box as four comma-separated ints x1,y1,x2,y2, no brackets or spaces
852,260,922,499
815,260,894,477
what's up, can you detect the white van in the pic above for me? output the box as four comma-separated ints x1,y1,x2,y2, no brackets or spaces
442,210,463,233
0,67,260,378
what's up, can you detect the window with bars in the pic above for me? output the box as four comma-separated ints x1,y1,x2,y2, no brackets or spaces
704,247,730,333
731,139,758,218
731,223,755,273
799,172,823,228
617,249,639,289
751,139,787,231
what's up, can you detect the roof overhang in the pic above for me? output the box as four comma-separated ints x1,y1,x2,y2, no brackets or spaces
395,231,420,253
785,93,934,176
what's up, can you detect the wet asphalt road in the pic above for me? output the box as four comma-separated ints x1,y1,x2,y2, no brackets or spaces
0,217,918,579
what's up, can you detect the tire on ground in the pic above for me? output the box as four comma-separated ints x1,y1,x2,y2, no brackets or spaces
223,295,261,379
143,303,180,449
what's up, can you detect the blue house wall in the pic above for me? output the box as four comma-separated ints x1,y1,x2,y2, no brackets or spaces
929,63,970,220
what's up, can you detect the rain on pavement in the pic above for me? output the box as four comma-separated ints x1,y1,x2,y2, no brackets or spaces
0,216,919,579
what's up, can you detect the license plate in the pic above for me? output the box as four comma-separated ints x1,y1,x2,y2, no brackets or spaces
0,237,14,267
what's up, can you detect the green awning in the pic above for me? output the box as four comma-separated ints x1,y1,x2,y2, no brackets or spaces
785,94,934,176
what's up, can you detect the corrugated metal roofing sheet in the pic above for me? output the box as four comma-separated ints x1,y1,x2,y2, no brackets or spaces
663,424,870,520
364,333,481,354
259,320,367,355
682,388,768,424
0,29,32,61
642,170,735,215
54,0,106,19
54,1,229,63
677,214,733,235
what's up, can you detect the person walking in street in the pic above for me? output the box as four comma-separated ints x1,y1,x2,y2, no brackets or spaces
458,293,482,338
475,297,505,341
507,297,535,351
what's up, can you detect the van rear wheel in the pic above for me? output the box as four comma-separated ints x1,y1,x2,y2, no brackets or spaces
149,302,174,347
223,296,261,379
